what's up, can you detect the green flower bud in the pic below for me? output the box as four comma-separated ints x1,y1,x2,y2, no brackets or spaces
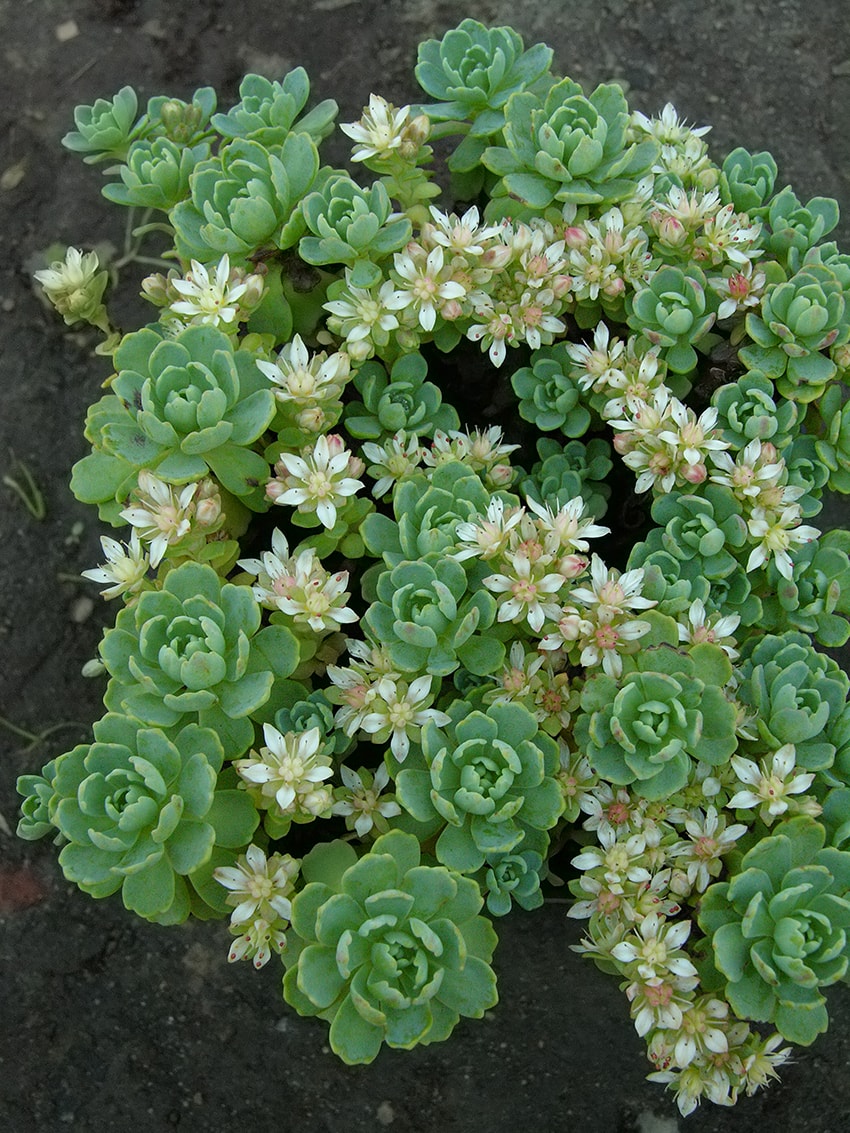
146,87,216,144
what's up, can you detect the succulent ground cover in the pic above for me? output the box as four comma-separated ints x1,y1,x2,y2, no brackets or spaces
16,18,850,1115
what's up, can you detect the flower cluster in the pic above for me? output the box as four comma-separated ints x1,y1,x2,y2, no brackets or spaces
20,20,850,1113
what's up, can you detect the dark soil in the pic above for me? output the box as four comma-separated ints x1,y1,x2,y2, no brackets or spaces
2,3,850,1131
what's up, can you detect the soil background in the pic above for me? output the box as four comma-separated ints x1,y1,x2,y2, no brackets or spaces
1,2,850,1131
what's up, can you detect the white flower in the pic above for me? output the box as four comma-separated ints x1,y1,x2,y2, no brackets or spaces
484,554,566,633
213,844,301,969
169,255,251,327
746,505,820,579
120,470,198,567
454,496,524,561
256,334,349,406
324,273,408,359
269,434,364,529
391,244,466,332
676,598,740,659
358,675,451,761
424,205,502,256
729,743,815,822
668,806,747,892
362,430,424,497
610,912,698,983
214,844,298,926
81,529,149,599
240,528,358,633
235,725,334,818
332,763,401,837
340,94,412,161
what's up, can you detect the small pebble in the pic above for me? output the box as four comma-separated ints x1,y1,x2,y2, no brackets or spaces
70,595,94,623
55,19,79,41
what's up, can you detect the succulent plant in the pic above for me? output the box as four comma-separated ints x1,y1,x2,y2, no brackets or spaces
344,352,459,440
483,77,658,214
170,134,321,261
646,486,749,580
282,830,498,1062
396,699,563,872
511,344,593,435
625,265,716,373
61,85,143,164
72,325,276,518
698,816,850,1046
46,713,257,922
102,137,211,210
300,177,411,287
362,555,500,677
575,644,737,799
813,382,850,492
362,459,506,568
415,19,552,124
99,561,299,759
711,369,798,450
734,631,850,772
763,186,840,265
210,69,337,147
741,264,850,399
519,436,613,519
757,530,850,647
718,147,778,215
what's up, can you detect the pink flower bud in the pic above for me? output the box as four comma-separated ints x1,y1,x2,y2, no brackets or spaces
681,461,707,484
761,441,779,463
441,298,464,321
563,226,588,249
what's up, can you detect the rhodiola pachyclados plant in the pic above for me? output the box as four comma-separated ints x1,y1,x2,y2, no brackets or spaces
20,18,850,1114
